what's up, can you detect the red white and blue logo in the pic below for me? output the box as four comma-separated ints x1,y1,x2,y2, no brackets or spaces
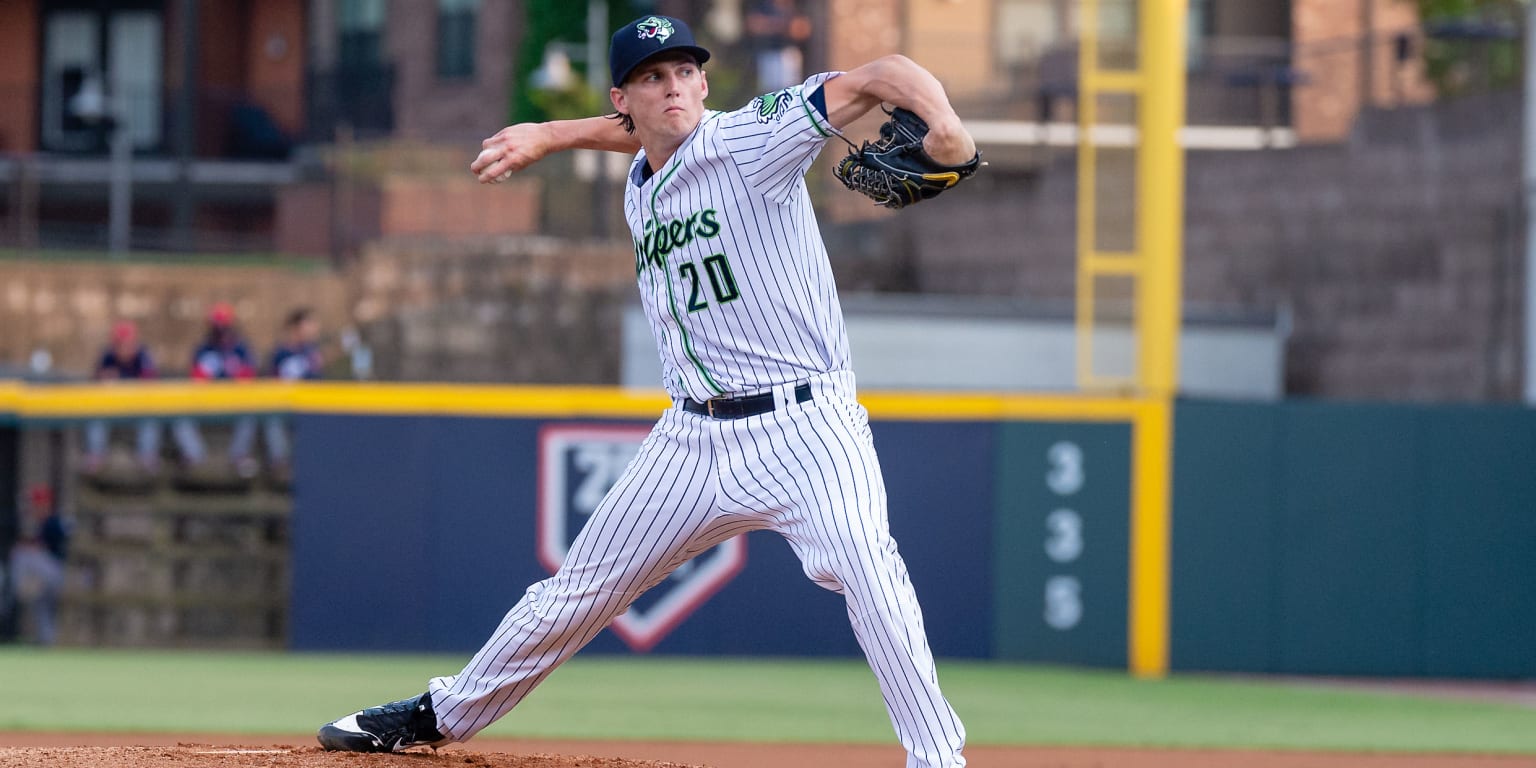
537,424,745,652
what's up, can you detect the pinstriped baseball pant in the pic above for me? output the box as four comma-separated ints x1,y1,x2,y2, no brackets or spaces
427,371,967,768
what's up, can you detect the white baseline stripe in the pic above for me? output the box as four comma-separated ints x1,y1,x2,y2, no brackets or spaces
966,120,1299,150
190,749,292,755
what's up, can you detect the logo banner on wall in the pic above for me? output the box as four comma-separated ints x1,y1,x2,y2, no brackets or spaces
536,424,746,652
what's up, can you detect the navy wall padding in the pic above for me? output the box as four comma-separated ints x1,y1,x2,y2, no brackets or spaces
290,414,995,658
872,421,996,659
290,415,540,652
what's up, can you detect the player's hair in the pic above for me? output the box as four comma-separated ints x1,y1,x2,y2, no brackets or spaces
285,307,313,328
606,111,635,135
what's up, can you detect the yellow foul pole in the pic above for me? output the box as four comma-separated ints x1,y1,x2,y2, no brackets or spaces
1078,0,1186,678
1129,0,1187,679
1138,1,1188,398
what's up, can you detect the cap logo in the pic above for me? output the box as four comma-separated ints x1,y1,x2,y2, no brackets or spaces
636,16,674,43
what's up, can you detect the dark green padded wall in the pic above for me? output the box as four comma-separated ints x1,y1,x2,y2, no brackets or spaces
1172,400,1536,677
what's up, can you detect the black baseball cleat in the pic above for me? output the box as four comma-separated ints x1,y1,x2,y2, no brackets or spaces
317,692,449,752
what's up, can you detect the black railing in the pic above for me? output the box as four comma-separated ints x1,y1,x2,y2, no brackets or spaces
996,42,1299,127
0,83,304,161
1188,49,1299,127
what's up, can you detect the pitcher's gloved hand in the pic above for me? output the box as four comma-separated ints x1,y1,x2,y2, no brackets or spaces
833,107,982,209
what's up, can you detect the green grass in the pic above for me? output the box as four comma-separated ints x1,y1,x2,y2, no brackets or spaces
2,648,1534,753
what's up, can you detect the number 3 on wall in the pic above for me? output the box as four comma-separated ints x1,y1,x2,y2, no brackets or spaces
1045,508,1083,563
1047,441,1084,496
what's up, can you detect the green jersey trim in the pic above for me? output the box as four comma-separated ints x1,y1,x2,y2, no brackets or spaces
799,88,832,138
649,154,724,395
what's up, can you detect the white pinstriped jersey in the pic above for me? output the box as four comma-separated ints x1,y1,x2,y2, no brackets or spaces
624,71,848,402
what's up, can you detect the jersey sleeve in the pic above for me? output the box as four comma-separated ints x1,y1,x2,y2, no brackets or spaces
717,71,844,204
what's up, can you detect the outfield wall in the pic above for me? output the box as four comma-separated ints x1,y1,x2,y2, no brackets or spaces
286,398,1536,676
3,383,1533,676
286,414,1138,663
1171,400,1536,678
288,415,1003,658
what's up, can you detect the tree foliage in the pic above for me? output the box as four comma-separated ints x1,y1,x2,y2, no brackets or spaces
511,0,639,124
1415,0,1525,94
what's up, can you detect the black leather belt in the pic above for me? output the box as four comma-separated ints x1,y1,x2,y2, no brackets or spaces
683,383,812,419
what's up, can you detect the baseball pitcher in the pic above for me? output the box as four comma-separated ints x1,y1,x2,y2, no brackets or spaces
318,14,980,768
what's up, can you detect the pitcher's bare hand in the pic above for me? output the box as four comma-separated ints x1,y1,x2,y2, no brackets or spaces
472,123,550,183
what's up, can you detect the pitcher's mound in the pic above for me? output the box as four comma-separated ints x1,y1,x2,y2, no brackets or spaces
0,745,709,768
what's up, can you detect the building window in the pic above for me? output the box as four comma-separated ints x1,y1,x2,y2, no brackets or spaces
338,0,386,68
437,0,479,80
1188,0,1213,70
41,6,164,153
996,0,1061,68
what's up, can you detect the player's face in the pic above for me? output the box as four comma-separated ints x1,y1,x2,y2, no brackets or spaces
612,54,708,145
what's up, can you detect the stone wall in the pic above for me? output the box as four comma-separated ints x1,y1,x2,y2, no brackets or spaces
0,234,634,385
897,90,1525,401
0,91,1524,400
350,236,635,384
0,258,350,378
1210,93,1523,400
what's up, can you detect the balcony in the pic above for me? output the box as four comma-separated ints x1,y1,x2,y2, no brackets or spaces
0,82,307,253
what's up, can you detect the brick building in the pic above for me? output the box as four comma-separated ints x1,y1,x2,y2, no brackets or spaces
0,0,525,253
0,0,1448,254
812,0,1435,139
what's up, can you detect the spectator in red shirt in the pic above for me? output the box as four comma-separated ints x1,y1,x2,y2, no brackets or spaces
190,303,257,381
172,303,259,477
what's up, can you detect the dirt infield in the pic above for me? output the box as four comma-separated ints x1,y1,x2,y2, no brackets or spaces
3,734,1536,768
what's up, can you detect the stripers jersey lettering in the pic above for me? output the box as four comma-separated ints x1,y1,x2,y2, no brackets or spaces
634,208,721,273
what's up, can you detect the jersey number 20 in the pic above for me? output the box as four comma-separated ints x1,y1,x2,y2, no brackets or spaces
680,253,741,312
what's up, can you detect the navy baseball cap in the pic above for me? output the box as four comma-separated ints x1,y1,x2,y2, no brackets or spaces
609,15,711,87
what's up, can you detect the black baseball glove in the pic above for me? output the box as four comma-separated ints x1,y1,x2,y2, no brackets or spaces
833,107,982,209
